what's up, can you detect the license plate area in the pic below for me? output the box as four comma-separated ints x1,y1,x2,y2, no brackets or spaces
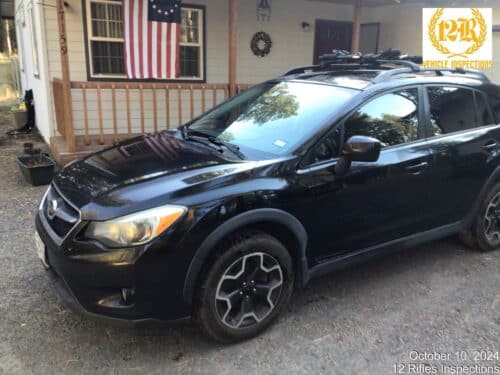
35,231,50,269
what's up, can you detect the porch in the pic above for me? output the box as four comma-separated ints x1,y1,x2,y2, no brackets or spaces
49,0,367,165
51,80,253,164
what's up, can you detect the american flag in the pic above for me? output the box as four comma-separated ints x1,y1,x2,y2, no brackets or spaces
123,0,182,79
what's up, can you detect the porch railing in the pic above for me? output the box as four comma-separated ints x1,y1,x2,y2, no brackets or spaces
55,81,253,150
52,79,66,137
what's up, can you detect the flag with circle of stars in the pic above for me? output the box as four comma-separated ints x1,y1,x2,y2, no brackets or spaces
123,0,182,79
148,0,182,23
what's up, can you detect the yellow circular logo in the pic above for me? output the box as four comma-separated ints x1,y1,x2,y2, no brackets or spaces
428,8,487,59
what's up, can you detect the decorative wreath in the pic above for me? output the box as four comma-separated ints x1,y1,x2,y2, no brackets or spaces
251,31,273,57
428,8,487,58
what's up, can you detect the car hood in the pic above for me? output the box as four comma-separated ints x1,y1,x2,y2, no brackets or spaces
54,133,248,209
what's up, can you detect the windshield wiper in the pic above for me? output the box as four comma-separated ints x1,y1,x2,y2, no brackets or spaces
178,124,190,140
207,137,244,160
179,126,244,159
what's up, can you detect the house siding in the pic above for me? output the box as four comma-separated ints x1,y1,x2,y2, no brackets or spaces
236,0,353,83
362,2,500,83
15,0,54,141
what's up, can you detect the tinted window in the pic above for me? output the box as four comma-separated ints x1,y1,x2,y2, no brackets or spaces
488,94,500,124
427,87,476,136
474,91,494,126
307,88,419,164
309,128,341,164
344,88,419,148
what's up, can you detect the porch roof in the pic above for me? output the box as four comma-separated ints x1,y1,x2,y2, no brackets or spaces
307,0,496,6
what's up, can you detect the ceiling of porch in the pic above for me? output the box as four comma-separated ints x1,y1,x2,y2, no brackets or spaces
306,0,496,7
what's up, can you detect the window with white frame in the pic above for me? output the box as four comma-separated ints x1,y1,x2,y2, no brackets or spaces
88,0,124,75
27,3,40,77
180,8,203,78
85,0,205,80
16,10,25,72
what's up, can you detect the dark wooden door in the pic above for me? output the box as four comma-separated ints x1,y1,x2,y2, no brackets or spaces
313,20,353,64
313,20,380,63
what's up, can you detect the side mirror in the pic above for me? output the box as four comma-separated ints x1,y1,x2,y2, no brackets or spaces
342,135,381,162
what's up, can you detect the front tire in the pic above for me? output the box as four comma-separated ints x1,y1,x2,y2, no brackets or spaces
195,231,294,343
460,182,500,252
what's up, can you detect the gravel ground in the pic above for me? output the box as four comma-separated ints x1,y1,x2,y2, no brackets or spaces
0,109,498,375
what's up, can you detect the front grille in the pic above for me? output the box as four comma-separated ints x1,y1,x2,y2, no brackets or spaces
50,216,74,237
43,186,79,239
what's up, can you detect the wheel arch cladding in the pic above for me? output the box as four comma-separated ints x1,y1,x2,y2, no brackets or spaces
182,208,310,304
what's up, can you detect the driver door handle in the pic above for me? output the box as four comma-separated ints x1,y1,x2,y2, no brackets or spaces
405,161,429,174
483,141,497,152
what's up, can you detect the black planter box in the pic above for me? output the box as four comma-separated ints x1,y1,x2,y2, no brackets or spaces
16,155,55,186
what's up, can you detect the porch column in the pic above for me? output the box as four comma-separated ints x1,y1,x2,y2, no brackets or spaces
229,0,237,97
351,0,362,53
56,0,75,152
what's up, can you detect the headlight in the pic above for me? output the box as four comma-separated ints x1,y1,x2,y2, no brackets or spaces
85,205,186,247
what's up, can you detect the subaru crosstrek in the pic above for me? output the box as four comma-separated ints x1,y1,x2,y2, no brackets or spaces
35,57,500,342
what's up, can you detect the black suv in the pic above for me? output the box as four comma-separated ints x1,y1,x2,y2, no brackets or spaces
35,56,500,342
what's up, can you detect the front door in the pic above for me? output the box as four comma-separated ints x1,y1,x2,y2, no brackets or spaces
313,20,353,64
296,87,433,261
313,20,380,63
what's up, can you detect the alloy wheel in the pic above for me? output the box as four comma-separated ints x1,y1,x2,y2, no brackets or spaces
484,192,500,243
215,252,283,329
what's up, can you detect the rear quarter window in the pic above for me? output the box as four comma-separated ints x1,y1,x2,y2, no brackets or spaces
487,90,500,124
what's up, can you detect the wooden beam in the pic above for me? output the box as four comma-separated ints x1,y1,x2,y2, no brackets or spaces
351,0,362,53
229,0,237,97
56,0,75,152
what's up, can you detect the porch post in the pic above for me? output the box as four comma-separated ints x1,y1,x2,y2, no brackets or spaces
56,0,75,152
229,0,237,97
351,0,362,53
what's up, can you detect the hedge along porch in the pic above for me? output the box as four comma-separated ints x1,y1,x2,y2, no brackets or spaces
18,0,372,165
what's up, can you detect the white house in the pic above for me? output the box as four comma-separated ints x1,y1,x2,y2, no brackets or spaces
14,0,500,164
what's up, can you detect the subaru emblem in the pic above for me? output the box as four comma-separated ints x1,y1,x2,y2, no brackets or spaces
47,199,58,220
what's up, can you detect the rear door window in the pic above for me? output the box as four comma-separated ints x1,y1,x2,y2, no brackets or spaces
427,87,477,136
474,91,494,126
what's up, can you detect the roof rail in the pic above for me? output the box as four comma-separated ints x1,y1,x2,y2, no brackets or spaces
280,49,490,83
372,67,416,83
421,68,490,82
377,60,421,72
283,65,320,76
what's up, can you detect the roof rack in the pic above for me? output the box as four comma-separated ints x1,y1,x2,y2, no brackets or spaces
282,49,490,83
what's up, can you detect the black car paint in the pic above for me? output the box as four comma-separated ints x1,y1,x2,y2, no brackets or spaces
36,74,500,324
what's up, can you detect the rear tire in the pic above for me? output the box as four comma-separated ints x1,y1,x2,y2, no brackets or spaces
195,231,294,343
460,182,500,252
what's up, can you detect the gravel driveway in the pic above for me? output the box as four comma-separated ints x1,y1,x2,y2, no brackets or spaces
0,110,498,375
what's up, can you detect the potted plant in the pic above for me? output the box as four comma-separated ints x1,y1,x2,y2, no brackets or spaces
16,150,55,186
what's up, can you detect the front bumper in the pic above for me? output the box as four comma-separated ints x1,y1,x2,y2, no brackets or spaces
35,210,192,325
44,266,189,327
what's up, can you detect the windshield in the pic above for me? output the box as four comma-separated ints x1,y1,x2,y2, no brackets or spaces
188,81,356,155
